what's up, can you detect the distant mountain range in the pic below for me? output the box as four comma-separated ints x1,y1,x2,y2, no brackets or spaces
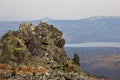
0,16,120,44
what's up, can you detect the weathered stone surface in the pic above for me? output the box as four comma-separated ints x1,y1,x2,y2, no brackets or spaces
0,22,103,80
0,22,67,65
0,42,2,56
73,53,80,66
0,34,30,65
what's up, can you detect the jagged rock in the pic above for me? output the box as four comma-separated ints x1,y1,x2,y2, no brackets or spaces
19,22,35,31
0,22,67,65
0,36,31,65
0,22,103,80
73,53,80,66
0,42,2,55
0,42,2,49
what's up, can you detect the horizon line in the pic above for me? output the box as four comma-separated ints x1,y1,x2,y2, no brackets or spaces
65,42,120,47
0,16,120,22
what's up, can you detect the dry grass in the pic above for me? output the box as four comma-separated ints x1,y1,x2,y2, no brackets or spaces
81,54,120,70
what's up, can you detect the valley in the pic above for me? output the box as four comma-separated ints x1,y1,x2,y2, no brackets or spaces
65,47,120,80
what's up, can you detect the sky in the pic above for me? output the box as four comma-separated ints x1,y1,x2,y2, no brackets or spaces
0,0,120,21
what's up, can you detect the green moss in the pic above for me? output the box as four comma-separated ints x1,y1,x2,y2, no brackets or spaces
7,45,14,53
1,37,30,64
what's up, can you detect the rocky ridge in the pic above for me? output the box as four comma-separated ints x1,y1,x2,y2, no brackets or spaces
0,22,103,80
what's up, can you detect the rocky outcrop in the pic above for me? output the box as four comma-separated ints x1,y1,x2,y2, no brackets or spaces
0,22,67,65
73,53,80,66
0,22,103,80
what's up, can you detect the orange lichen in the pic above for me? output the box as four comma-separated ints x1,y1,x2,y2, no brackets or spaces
0,63,46,75
0,63,12,72
16,66,46,75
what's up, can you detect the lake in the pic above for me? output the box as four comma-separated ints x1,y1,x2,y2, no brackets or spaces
65,42,120,47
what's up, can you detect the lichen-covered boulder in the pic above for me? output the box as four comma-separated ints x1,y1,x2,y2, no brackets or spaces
19,22,35,31
0,22,67,65
0,36,30,65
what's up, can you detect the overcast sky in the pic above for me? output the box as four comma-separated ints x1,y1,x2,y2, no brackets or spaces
0,0,120,21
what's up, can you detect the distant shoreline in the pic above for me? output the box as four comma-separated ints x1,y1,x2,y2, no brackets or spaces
65,42,120,47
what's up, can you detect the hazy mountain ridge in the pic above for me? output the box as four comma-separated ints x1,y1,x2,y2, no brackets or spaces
49,16,120,43
0,16,120,43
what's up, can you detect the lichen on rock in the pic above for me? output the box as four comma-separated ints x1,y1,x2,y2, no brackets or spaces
0,22,103,80
1,36,30,65
73,53,80,66
0,22,67,65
